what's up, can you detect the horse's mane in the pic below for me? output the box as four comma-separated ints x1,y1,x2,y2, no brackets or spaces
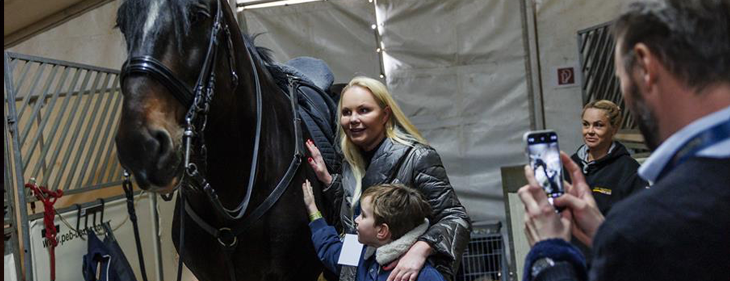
244,33,288,90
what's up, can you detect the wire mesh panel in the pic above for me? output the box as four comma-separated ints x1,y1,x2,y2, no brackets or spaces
4,51,124,280
456,222,509,281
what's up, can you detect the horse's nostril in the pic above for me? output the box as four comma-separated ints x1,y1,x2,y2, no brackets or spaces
151,129,172,157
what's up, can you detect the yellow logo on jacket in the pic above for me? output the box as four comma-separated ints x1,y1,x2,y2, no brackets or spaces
592,187,612,195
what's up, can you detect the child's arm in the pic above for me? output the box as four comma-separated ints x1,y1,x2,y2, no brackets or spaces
309,218,344,274
303,180,342,274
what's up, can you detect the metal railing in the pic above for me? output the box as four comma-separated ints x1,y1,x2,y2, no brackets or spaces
4,51,125,280
456,221,510,281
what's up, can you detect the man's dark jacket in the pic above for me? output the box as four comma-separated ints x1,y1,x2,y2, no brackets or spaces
531,157,730,281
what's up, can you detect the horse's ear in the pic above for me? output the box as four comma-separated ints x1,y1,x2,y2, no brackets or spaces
328,83,347,104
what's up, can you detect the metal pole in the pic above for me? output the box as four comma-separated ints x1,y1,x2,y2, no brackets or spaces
5,52,34,281
520,0,546,130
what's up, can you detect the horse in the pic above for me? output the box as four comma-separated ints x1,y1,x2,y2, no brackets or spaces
113,0,331,280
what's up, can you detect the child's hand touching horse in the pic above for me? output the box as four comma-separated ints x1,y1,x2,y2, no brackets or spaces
301,180,322,221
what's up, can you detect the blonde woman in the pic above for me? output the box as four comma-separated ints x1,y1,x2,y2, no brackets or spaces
573,100,647,215
569,100,648,266
306,76,471,281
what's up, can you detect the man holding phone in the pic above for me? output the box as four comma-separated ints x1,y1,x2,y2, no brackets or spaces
518,0,730,280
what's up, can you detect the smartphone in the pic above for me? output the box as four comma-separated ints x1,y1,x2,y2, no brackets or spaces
523,130,564,206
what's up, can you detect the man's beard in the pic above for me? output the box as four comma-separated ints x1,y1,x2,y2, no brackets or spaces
626,80,661,151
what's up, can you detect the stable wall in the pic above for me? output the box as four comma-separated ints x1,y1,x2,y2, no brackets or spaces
532,0,634,153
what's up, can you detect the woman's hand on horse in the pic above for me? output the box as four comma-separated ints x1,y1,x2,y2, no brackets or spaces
386,241,432,281
301,180,319,215
305,139,332,185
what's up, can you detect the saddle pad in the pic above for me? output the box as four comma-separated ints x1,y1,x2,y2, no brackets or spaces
285,57,334,93
296,84,341,174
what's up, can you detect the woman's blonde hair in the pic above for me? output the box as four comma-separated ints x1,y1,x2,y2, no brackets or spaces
582,100,623,131
338,76,427,206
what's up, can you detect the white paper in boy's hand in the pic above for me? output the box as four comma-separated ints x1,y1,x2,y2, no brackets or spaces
338,234,364,266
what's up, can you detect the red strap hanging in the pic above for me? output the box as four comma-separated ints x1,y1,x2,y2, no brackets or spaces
25,181,63,281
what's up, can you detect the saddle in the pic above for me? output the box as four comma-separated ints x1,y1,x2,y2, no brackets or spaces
275,57,341,174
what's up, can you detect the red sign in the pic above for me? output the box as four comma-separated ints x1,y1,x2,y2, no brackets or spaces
557,67,575,85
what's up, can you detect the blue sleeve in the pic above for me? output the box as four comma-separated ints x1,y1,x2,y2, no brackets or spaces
416,262,447,281
523,239,587,281
309,218,343,274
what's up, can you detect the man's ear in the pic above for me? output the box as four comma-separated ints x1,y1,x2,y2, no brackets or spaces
633,43,661,91
377,223,391,240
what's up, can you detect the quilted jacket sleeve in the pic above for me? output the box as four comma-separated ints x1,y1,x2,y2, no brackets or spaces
409,146,472,277
321,174,344,232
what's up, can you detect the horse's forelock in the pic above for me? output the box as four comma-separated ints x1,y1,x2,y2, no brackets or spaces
118,0,207,53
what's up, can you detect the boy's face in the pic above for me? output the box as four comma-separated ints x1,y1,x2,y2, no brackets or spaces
355,196,386,246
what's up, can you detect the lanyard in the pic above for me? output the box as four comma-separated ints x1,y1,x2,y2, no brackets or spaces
657,117,730,181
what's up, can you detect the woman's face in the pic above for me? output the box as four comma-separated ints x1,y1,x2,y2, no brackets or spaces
340,86,390,151
582,108,616,150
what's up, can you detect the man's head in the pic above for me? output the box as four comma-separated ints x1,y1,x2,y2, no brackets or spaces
354,184,431,247
612,0,730,149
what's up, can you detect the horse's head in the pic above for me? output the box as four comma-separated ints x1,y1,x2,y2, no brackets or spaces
114,0,234,192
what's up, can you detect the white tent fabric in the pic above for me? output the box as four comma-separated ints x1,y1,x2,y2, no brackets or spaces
242,0,380,82
243,0,530,222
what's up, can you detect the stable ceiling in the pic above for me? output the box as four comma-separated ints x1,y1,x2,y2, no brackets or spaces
3,0,266,49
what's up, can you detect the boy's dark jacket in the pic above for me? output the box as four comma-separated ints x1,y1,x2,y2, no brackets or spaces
309,218,445,281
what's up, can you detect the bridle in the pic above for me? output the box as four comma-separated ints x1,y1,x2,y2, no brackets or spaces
118,0,305,280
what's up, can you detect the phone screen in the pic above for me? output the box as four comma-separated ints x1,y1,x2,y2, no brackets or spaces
525,131,564,202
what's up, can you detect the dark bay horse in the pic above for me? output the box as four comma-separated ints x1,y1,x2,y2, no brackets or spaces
114,0,327,280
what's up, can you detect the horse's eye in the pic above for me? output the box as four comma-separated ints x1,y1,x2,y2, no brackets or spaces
189,10,211,24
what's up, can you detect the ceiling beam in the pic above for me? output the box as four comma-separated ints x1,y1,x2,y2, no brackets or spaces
4,0,112,49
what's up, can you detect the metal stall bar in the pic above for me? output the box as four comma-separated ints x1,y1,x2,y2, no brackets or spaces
29,68,84,182
22,67,70,174
89,77,123,186
79,74,119,188
4,98,23,281
61,72,109,190
5,51,35,281
4,52,129,279
45,69,94,192
72,73,113,188
100,93,123,183
52,71,104,190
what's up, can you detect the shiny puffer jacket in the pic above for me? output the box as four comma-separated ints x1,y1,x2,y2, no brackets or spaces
323,138,472,280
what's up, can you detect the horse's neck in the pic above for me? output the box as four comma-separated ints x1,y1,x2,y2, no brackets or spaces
190,51,295,220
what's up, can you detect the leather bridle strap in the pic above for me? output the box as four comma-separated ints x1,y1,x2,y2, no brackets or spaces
198,35,263,220
182,75,305,281
120,56,195,107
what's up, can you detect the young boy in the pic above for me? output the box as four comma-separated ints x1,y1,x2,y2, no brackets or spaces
301,180,445,281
